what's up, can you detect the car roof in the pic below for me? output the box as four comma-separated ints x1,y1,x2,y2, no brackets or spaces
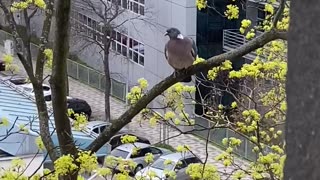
158,152,196,162
116,142,150,152
19,83,50,88
86,121,111,130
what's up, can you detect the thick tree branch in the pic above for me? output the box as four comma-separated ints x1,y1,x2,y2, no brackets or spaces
50,0,78,160
87,29,287,152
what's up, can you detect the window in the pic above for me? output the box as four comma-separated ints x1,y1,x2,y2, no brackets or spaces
129,38,144,65
184,157,202,165
175,160,187,170
70,11,145,66
111,149,129,159
93,127,99,134
128,0,144,15
149,147,162,155
131,148,151,158
257,8,266,26
150,158,175,170
106,0,145,15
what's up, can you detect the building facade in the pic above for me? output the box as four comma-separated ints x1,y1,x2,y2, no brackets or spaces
70,0,197,93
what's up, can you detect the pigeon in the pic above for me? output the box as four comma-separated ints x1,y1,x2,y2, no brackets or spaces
164,27,197,83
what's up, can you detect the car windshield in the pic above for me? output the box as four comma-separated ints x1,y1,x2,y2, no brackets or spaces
110,149,129,159
150,158,175,170
23,87,33,92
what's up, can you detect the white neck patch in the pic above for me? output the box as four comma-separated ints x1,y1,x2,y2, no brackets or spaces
177,34,184,39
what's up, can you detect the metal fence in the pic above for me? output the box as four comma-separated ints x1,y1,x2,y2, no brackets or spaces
223,29,263,61
0,30,127,101
193,116,257,161
66,60,127,101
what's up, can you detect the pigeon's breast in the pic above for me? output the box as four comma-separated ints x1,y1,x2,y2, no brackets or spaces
166,39,194,70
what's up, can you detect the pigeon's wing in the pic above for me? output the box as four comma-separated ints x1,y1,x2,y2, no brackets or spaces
164,43,169,60
190,37,198,59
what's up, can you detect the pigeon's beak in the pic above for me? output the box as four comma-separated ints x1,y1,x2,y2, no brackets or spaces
164,32,168,36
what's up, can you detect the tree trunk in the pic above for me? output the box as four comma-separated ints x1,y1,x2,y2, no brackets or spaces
103,29,111,122
33,82,59,160
284,1,320,179
50,0,78,179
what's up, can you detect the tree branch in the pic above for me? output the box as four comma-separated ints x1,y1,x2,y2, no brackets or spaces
273,0,286,27
50,0,78,162
87,29,287,152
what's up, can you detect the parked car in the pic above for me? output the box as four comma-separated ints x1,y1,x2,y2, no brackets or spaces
18,83,51,96
135,152,202,180
106,142,172,175
108,133,151,150
0,60,5,71
43,94,92,119
66,97,92,119
8,76,29,85
85,120,129,137
85,120,150,150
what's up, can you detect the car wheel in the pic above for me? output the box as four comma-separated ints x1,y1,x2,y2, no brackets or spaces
134,165,143,174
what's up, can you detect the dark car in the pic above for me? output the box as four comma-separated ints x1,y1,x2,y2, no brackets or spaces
109,133,151,150
67,97,92,119
0,60,5,71
8,76,29,85
44,95,92,119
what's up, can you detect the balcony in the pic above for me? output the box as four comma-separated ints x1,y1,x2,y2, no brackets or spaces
222,29,262,61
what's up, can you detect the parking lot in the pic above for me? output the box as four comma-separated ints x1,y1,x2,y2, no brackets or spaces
0,46,247,179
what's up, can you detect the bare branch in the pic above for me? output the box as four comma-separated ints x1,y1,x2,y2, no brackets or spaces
273,0,286,27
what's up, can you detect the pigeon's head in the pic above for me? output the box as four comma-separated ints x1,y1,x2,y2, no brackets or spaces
165,27,183,39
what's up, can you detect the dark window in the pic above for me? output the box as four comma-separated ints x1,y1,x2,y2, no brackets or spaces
116,32,121,42
133,52,138,63
175,160,187,170
139,56,144,66
122,47,127,56
129,50,133,59
121,35,127,45
149,147,161,155
131,147,151,158
93,127,99,134
111,41,116,51
257,8,266,25
117,44,121,53
44,95,52,101
122,0,128,8
185,157,202,165
100,125,106,133
139,5,144,15
133,3,139,13
43,86,50,91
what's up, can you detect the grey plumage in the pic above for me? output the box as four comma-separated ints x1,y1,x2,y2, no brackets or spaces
165,28,197,82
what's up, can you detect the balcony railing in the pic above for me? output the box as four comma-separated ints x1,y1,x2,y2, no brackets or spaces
223,29,262,61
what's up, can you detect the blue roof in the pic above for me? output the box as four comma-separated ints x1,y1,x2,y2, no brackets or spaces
0,80,109,156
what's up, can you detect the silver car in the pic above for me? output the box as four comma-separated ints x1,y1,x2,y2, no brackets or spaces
135,152,202,180
106,142,172,175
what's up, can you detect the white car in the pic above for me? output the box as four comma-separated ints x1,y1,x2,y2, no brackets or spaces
18,83,51,97
85,120,129,137
106,142,172,175
135,152,202,180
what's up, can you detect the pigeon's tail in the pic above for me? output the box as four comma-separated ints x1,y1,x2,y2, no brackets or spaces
181,76,192,83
